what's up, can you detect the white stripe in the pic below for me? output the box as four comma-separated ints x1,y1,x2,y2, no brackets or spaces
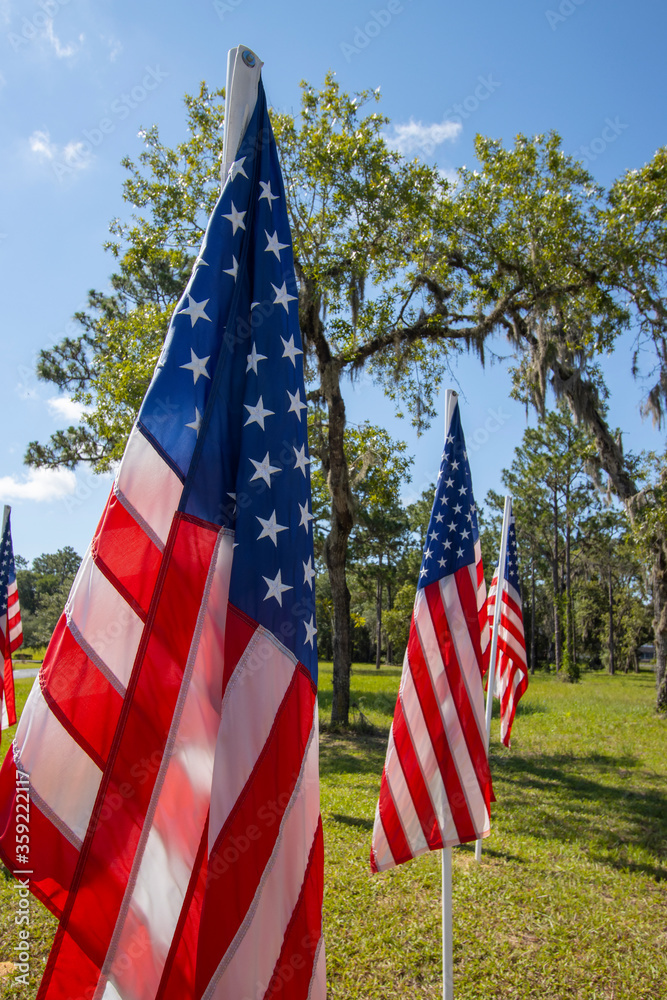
415,588,489,835
370,798,395,874
203,708,320,1000
66,548,143,690
101,531,233,1000
208,628,297,850
307,935,326,1000
1,692,8,730
399,664,458,845
9,621,23,643
14,679,101,842
7,580,18,598
116,428,183,547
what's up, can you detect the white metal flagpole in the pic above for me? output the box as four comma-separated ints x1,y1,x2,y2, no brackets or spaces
474,493,512,862
442,847,454,1000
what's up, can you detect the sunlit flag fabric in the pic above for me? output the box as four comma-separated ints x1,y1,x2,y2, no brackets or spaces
0,506,22,736
0,62,325,1000
487,500,528,747
371,394,493,873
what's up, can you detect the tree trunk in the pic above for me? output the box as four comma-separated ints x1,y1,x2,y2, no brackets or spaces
607,562,615,675
652,541,667,712
375,560,383,670
565,481,574,673
552,489,562,674
530,557,537,674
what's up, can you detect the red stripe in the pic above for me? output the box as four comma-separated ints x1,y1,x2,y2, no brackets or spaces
374,771,412,869
455,566,486,675
263,817,324,1000
40,615,123,767
3,654,16,728
37,515,219,1000
194,664,316,995
223,604,258,695
93,490,163,620
408,602,477,843
497,616,527,656
0,754,79,919
391,686,443,850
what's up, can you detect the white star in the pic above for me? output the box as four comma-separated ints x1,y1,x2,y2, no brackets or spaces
244,395,274,430
423,546,433,561
435,512,445,523
272,281,297,313
445,477,454,488
456,547,464,558
180,348,210,384
224,256,239,280
263,569,292,606
303,556,316,589
228,157,248,181
259,179,279,205
420,567,428,579
194,250,208,268
299,500,314,530
246,343,267,374
281,334,303,366
459,485,467,495
256,510,288,546
293,444,311,476
438,557,447,568
223,202,247,234
179,294,211,327
265,229,289,260
446,433,454,444
451,460,460,471
448,520,457,532
440,495,449,506
287,387,307,421
466,512,473,523
303,615,318,648
461,528,470,540
454,503,462,514
186,407,202,435
429,530,439,542
249,452,281,486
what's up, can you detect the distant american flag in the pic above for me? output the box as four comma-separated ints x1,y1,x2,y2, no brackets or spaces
0,505,21,736
0,55,325,1000
371,394,493,872
487,500,528,747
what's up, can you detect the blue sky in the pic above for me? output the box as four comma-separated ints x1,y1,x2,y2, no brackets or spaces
1,0,665,562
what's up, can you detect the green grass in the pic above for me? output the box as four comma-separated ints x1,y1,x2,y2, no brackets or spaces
2,668,666,998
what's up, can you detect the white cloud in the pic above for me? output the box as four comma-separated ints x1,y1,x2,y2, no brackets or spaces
385,118,462,156
44,18,84,59
28,129,93,171
0,0,11,26
0,467,77,503
47,396,88,422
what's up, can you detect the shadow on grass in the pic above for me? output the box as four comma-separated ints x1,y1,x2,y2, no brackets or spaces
331,813,375,831
496,751,667,881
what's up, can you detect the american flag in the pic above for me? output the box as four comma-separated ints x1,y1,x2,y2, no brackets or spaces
487,500,528,747
371,393,493,873
0,505,22,736
0,57,325,1000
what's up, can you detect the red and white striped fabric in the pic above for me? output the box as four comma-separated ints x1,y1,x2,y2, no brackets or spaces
1,505,22,735
371,393,493,873
0,49,324,1000
487,502,528,748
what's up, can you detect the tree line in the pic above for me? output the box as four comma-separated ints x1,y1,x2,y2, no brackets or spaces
23,75,667,719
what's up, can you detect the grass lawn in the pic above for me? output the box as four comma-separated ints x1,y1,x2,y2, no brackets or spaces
1,666,666,999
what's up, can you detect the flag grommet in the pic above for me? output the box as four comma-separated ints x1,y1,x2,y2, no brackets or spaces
242,49,256,66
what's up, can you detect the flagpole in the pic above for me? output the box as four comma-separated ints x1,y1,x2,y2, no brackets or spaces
1,506,10,538
442,847,454,1000
441,390,457,999
475,493,512,862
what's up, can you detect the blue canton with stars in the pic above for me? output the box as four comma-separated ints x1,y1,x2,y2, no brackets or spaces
0,511,17,620
502,511,522,597
135,80,317,682
418,400,481,589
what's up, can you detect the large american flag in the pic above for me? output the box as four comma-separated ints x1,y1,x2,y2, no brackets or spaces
1,505,22,736
371,393,493,873
487,500,528,747
0,62,325,1000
